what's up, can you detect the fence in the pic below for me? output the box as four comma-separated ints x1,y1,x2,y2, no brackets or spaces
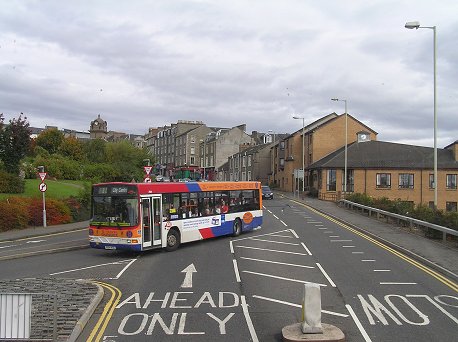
0,292,58,341
338,199,458,242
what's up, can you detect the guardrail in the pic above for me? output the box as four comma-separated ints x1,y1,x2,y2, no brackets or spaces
338,199,458,242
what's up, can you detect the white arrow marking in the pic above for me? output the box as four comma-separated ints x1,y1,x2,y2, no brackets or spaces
26,240,46,244
180,263,197,288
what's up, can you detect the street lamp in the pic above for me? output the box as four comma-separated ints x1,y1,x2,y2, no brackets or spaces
405,21,438,208
292,116,305,195
268,129,275,186
331,98,348,195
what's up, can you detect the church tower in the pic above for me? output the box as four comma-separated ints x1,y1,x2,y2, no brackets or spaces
90,114,108,139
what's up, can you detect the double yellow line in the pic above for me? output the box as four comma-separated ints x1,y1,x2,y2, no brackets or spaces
87,281,122,342
291,199,458,293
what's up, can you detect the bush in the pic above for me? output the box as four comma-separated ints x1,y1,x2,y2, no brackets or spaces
0,170,25,193
345,193,373,206
308,187,318,198
64,196,90,221
82,163,118,183
0,198,30,231
28,198,72,226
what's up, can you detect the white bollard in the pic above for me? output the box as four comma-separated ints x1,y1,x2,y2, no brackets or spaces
301,283,323,334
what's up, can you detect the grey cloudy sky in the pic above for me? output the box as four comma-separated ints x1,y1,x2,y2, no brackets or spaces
1,0,457,148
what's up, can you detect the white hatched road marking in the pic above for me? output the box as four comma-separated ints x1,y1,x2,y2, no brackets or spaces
49,259,135,276
240,256,315,269
247,238,299,246
346,304,372,342
243,270,327,287
235,245,310,256
301,242,312,255
316,263,336,287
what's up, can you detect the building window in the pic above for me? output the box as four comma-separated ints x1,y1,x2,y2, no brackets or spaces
342,169,354,192
446,202,457,212
242,171,246,181
248,171,251,181
376,173,391,188
446,174,457,189
280,141,285,150
242,156,246,167
429,174,435,189
280,158,285,167
248,155,252,166
190,135,195,143
399,173,414,189
200,157,203,166
428,201,435,209
327,169,337,191
190,147,195,155
190,156,195,165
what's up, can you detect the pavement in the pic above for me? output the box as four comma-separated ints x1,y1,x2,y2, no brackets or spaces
0,196,457,341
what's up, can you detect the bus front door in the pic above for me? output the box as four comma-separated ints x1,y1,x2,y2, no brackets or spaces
141,196,162,249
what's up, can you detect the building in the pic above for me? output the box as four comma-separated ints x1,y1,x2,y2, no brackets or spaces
200,124,253,180
89,115,108,139
309,137,458,211
271,113,377,191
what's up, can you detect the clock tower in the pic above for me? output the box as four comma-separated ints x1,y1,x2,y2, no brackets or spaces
90,114,108,139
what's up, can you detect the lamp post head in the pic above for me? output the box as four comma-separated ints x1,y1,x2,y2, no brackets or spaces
292,116,303,120
405,21,420,29
331,98,339,101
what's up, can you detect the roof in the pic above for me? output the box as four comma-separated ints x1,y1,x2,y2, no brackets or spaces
309,140,458,170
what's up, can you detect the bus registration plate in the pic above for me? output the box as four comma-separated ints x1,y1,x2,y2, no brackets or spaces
105,246,116,250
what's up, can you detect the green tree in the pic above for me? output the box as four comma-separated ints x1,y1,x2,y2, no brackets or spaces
35,128,64,154
58,136,84,161
83,139,107,163
0,113,31,175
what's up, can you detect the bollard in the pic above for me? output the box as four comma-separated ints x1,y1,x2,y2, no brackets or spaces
301,283,323,334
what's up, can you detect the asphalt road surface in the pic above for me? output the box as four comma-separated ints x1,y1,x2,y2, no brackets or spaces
1,196,457,341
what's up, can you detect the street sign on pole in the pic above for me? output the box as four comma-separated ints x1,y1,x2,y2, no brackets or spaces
39,183,47,192
144,166,153,175
38,172,47,182
144,176,152,183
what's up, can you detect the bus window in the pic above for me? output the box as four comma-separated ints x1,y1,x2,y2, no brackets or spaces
242,190,255,211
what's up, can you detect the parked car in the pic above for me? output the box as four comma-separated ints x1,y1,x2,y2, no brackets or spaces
262,186,273,199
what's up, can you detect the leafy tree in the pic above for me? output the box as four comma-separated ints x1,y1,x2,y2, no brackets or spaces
58,137,84,161
35,128,64,154
0,113,31,175
83,138,107,163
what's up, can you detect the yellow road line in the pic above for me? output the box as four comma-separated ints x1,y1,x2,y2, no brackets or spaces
0,228,87,245
87,281,122,342
290,199,458,293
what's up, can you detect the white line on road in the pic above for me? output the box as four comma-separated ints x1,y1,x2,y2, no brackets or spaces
240,256,315,269
252,295,349,318
243,270,327,286
49,259,135,275
318,228,327,230
330,240,353,242
232,229,291,242
280,220,288,226
346,304,372,342
233,259,241,282
316,263,336,287
380,282,417,285
268,234,295,239
289,229,299,239
329,236,340,238
247,238,299,246
301,242,312,255
114,258,138,279
267,209,272,213
342,246,356,248
373,269,391,272
352,252,364,254
272,214,279,219
241,296,259,342
361,259,376,262
323,231,334,234
236,245,310,256
307,221,322,224
230,240,234,254
0,245,17,249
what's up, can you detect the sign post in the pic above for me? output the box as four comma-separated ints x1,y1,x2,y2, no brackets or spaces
37,167,47,227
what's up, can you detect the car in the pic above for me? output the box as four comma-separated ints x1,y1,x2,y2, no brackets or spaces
261,186,273,199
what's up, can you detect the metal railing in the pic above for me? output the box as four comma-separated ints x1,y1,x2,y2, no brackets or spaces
338,199,458,242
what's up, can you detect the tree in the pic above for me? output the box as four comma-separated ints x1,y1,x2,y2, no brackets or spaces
58,136,84,161
83,138,107,163
0,113,31,175
35,128,64,154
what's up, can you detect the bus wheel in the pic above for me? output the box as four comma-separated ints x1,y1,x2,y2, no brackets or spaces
166,229,180,252
233,218,242,237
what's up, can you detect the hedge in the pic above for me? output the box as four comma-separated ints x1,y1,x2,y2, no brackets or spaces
0,170,25,193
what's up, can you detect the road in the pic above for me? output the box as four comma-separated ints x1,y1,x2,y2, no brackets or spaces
1,197,457,341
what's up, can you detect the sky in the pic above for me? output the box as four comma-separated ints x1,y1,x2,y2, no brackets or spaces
1,0,457,148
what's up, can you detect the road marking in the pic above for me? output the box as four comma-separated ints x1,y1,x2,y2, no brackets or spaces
346,304,372,342
330,239,353,242
318,228,327,230
0,245,17,249
240,256,315,269
243,270,327,286
233,259,241,282
307,221,322,224
289,198,458,292
289,229,299,239
316,263,336,287
180,264,197,288
26,240,46,244
0,244,88,261
374,269,391,272
232,229,291,242
230,241,234,253
247,238,299,246
329,235,340,238
301,242,312,255
49,259,135,275
362,259,376,262
280,220,288,226
0,228,87,245
352,252,365,254
267,209,272,213
88,281,122,342
114,258,138,280
380,282,417,285
268,234,294,239
272,214,279,219
241,296,259,342
235,246,310,256
323,231,334,234
252,295,348,317
342,246,356,248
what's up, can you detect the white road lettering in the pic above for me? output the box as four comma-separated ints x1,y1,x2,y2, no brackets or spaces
207,313,235,334
143,292,171,309
118,313,149,335
178,313,204,335
384,295,429,326
147,313,178,335
195,292,216,308
170,292,193,309
358,294,402,325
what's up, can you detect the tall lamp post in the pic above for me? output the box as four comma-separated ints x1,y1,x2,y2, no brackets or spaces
292,116,305,195
405,21,437,208
331,98,348,195
268,129,275,186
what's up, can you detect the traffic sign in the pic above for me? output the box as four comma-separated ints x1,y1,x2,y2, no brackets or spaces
144,176,152,183
39,183,47,192
144,166,153,175
38,172,47,182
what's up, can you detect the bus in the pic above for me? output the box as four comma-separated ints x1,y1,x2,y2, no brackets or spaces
89,181,262,251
